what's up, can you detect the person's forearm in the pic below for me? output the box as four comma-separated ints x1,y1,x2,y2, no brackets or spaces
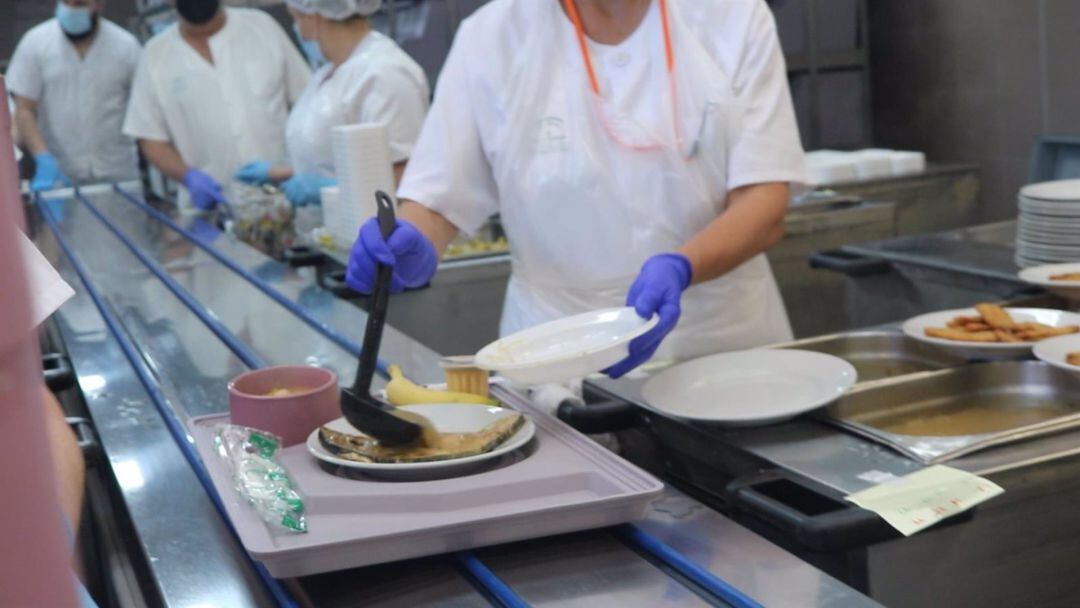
393,161,407,186
13,104,48,156
138,139,190,182
42,388,84,529
398,199,460,259
677,182,790,285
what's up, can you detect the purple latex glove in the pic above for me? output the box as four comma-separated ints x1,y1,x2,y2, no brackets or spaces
605,253,693,379
183,168,226,211
344,218,438,294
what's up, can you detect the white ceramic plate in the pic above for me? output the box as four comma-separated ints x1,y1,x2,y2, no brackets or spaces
1033,334,1080,373
640,350,857,426
1017,230,1080,245
1019,199,1080,217
1016,243,1080,260
474,307,659,385
1021,180,1080,201
1019,263,1080,300
1017,219,1080,234
902,307,1080,360
1016,255,1057,269
1017,220,1080,233
307,404,535,478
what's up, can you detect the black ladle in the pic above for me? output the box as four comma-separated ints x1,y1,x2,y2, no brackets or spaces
339,191,424,445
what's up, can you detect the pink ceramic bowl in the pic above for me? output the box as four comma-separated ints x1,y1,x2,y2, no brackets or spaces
228,365,340,447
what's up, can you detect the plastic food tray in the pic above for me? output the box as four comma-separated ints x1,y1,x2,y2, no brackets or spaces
188,386,664,577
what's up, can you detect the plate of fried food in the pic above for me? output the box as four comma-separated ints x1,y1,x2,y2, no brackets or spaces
1033,334,1080,373
903,303,1080,359
1018,263,1080,301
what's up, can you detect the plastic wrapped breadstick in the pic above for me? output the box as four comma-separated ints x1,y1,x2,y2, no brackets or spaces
214,425,307,533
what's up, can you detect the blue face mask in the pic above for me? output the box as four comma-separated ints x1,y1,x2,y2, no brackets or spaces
56,2,94,36
293,23,326,69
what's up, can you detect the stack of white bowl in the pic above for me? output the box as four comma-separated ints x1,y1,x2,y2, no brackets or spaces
1017,179,1080,267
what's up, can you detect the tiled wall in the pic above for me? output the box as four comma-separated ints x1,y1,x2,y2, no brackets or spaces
870,0,1080,223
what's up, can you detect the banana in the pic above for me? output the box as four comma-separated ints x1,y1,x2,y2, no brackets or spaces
386,364,497,406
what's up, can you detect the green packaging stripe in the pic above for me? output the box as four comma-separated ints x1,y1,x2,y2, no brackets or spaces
281,513,307,533
249,432,279,458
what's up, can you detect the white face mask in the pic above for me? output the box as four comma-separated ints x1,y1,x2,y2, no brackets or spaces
293,22,327,69
56,2,95,36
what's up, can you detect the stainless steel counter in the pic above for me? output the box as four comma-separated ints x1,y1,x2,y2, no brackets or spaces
843,220,1020,285
37,184,876,607
818,220,1036,328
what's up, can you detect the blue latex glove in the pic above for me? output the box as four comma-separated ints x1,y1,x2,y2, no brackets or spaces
605,253,693,379
282,173,335,207
183,168,226,211
234,160,273,185
345,218,438,294
31,152,70,191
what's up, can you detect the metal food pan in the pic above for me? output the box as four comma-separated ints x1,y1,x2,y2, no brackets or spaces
774,331,966,384
188,386,663,578
824,361,1080,463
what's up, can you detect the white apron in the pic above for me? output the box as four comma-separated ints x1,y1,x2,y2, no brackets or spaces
493,0,792,360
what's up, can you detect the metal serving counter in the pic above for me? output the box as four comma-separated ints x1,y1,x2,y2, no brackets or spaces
812,220,1034,328
35,184,875,608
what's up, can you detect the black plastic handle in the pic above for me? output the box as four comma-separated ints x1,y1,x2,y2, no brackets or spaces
320,269,361,299
352,192,396,395
67,417,102,467
556,400,641,434
283,245,325,268
726,470,897,551
809,249,892,277
42,352,75,393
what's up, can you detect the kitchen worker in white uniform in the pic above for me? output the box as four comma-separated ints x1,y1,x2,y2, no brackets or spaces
7,0,141,190
234,0,429,207
122,0,311,211
346,0,807,377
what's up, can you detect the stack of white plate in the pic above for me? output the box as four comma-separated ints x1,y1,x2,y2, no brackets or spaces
1016,179,1080,267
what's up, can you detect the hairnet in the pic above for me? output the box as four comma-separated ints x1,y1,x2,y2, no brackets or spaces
286,0,382,19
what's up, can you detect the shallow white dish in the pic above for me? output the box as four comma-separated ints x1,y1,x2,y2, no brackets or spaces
1017,228,1080,244
1017,242,1080,259
307,404,535,478
1019,263,1080,300
1033,334,1080,373
1019,200,1080,217
640,350,857,426
475,307,659,385
1021,179,1080,202
902,307,1080,360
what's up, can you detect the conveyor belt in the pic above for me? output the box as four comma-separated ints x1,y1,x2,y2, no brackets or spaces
103,184,770,608
36,184,878,608
38,193,294,606
47,191,531,608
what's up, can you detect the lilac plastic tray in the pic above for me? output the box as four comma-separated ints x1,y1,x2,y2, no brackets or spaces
188,386,664,578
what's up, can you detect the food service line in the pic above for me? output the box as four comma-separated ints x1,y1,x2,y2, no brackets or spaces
32,186,495,607
34,184,877,607
93,183,772,607
105,181,775,608
59,188,535,608
36,194,299,607
45,189,530,608
34,196,283,607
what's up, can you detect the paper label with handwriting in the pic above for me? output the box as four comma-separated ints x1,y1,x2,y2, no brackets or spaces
845,465,1003,536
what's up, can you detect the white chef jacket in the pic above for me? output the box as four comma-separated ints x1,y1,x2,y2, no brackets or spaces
6,19,140,183
399,0,807,359
285,30,429,177
122,8,310,208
